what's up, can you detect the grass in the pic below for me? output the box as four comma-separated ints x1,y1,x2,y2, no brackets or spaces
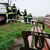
36,21,50,34
0,21,50,50
38,24,50,34
45,25,50,34
0,22,32,50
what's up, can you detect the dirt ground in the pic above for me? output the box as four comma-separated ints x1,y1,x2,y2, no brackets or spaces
9,38,24,50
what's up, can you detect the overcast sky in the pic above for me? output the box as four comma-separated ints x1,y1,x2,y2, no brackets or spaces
1,0,50,16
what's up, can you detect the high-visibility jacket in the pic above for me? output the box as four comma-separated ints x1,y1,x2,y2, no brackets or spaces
12,6,17,14
7,6,15,14
7,7,12,13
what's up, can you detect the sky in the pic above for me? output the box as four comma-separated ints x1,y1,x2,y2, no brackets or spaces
1,0,50,16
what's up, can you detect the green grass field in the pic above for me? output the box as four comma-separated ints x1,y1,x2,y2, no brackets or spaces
0,22,32,50
45,25,50,34
38,23,50,34
0,21,50,50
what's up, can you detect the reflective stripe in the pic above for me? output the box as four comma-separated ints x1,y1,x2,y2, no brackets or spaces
13,8,16,9
8,7,12,10
6,12,15,14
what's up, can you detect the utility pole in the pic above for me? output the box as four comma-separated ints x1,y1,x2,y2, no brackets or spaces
8,0,9,6
8,0,12,6
8,0,9,3
10,0,11,6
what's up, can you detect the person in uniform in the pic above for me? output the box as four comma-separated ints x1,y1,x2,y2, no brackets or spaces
12,4,17,22
7,6,13,23
17,9,22,20
23,9,27,23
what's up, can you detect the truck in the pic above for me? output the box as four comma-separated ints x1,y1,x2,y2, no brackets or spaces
0,0,12,24
0,3,8,24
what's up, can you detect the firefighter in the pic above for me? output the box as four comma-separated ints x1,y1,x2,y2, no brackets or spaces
17,9,22,20
12,4,17,21
7,6,13,23
23,9,27,23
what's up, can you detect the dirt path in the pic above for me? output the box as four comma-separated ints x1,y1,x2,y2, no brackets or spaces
9,38,24,50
